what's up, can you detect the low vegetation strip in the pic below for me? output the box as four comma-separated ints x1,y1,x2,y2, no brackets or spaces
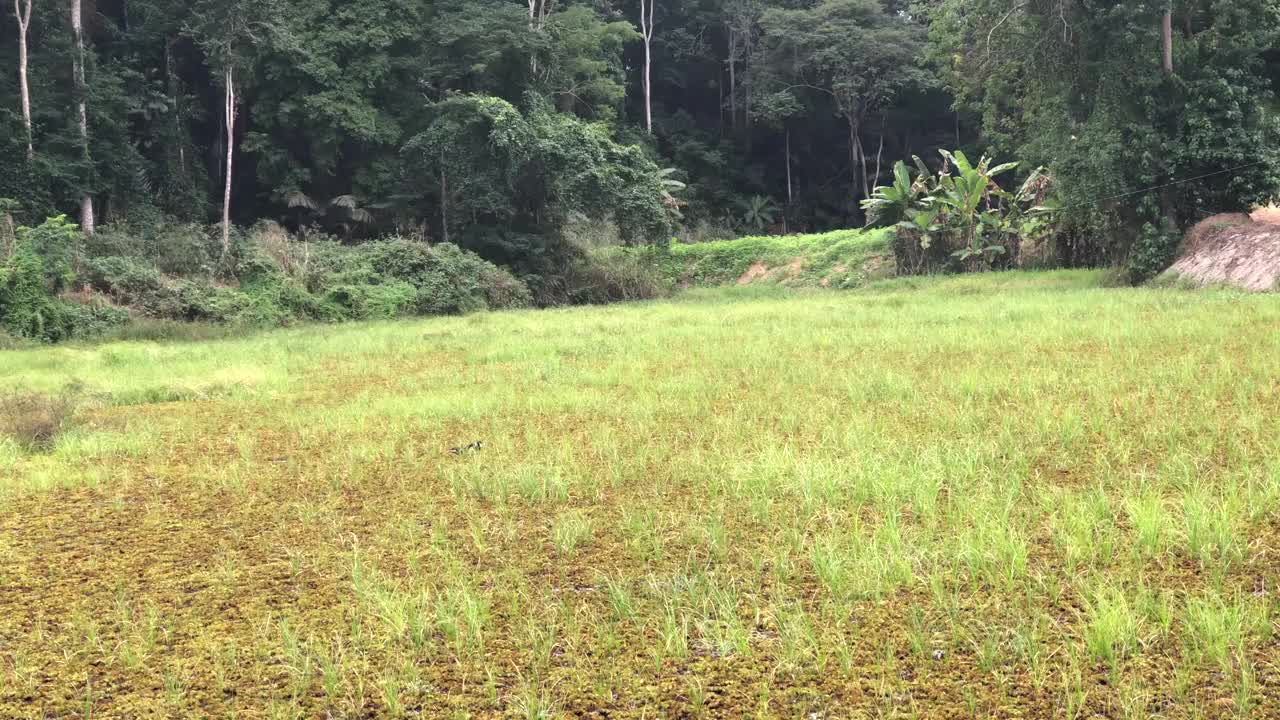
2,271,1279,718
660,228,894,288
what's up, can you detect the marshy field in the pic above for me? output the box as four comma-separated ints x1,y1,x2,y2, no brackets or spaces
2,270,1280,719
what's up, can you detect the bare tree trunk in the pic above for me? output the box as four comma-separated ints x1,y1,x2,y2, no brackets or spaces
165,36,188,177
639,0,654,133
1162,7,1173,74
847,117,859,195
717,74,723,133
15,0,33,161
727,31,737,131
527,0,551,74
783,129,791,235
71,0,95,235
874,128,884,190
221,65,235,260
857,135,870,200
785,129,792,206
1159,4,1175,228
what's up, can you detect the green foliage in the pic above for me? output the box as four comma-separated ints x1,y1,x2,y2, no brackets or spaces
929,0,1280,269
664,228,892,287
0,239,127,342
1,243,70,341
866,151,1058,275
1127,221,1183,285
86,256,179,317
741,196,780,232
15,215,80,293
403,95,671,270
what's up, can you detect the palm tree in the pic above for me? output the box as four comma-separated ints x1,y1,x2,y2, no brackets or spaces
285,191,373,239
741,195,779,232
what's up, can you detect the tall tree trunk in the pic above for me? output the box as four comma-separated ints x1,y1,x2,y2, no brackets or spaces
847,117,859,197
15,0,33,161
783,129,792,235
1160,4,1176,227
165,36,188,177
639,0,654,133
71,0,95,235
527,0,551,74
221,65,235,260
785,129,792,206
1162,7,1174,74
727,31,738,131
857,135,870,201
873,121,884,190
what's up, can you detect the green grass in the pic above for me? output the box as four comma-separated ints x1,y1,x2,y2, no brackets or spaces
2,268,1280,718
661,227,894,287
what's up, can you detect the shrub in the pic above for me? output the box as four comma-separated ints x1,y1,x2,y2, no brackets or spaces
414,242,532,314
325,281,417,319
1,243,73,341
555,245,669,305
150,223,219,276
61,300,130,337
0,329,30,349
174,281,251,323
15,215,79,292
84,224,147,259
1126,221,1181,285
85,256,181,317
359,239,531,314
0,391,77,451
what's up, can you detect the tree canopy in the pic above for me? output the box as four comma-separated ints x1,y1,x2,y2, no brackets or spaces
1,0,1278,276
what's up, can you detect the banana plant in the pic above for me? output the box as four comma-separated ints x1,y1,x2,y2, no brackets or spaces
866,148,1059,273
933,150,1019,266
861,156,933,227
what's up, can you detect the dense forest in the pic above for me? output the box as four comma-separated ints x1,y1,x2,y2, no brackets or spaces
3,0,1280,339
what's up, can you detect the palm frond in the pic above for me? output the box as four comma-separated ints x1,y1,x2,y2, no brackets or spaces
285,190,318,210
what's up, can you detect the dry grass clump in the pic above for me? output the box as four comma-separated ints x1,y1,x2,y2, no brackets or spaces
0,391,77,451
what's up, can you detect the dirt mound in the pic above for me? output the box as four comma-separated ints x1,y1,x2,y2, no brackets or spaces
736,257,806,285
737,261,770,284
1164,213,1280,291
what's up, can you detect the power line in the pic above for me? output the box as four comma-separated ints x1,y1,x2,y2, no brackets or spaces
1058,160,1270,211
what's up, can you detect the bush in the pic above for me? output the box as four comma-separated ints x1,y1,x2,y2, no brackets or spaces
557,245,670,304
0,329,31,349
1,243,73,341
0,391,77,451
85,256,181,317
174,281,251,323
359,238,532,314
1126,221,1181,285
15,215,79,292
325,281,418,319
150,224,219,276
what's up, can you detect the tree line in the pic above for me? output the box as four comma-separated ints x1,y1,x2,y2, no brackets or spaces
2,0,1279,277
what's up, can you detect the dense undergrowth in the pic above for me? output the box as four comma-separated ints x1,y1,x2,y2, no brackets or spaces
2,217,679,345
1,218,903,346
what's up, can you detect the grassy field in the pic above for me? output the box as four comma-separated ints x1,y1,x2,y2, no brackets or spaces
2,269,1280,718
